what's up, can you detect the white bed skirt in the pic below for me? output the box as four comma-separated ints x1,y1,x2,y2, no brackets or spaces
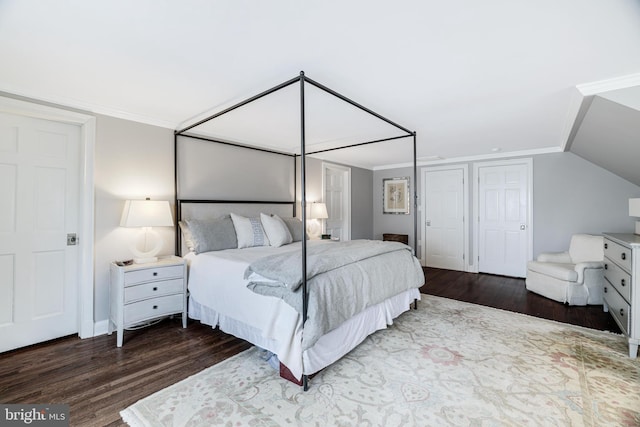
189,288,420,378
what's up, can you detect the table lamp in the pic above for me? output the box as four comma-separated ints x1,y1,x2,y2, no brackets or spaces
120,199,174,263
305,202,328,239
630,198,640,235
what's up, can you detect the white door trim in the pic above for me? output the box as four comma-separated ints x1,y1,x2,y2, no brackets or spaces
421,165,470,271
0,96,96,339
472,158,533,275
322,162,351,240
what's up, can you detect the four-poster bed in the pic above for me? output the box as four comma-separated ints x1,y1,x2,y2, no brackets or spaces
174,72,422,390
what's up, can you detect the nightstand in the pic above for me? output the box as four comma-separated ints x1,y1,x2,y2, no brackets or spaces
109,256,187,347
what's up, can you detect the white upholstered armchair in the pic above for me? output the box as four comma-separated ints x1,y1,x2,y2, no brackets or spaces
526,234,604,306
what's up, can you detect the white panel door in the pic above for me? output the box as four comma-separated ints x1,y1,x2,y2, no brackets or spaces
478,162,529,277
0,112,80,352
424,168,465,271
323,163,351,241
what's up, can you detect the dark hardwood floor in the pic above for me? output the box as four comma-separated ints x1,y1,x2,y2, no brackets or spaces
421,267,620,333
0,268,620,426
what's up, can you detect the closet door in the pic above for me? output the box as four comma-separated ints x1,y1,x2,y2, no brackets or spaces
423,167,465,271
475,159,532,278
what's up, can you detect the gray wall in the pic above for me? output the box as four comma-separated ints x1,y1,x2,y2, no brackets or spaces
300,156,374,239
350,165,374,239
533,152,639,254
373,167,417,245
373,152,640,266
178,136,295,201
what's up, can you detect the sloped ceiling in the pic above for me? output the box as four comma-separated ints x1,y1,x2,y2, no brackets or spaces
1,1,640,169
569,87,640,187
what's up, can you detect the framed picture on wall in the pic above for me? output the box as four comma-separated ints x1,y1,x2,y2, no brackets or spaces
383,177,410,214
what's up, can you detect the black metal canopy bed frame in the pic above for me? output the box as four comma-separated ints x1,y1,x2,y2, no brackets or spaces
174,71,419,390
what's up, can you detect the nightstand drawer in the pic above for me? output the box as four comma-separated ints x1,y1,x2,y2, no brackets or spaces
604,239,632,273
124,294,184,325
604,259,631,302
603,286,630,335
124,278,184,303
124,265,184,286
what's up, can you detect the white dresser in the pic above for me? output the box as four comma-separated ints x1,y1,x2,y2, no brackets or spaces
109,256,187,347
602,233,640,358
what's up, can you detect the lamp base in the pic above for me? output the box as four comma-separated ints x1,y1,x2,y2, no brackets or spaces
306,219,322,240
130,228,164,264
134,256,159,264
635,220,640,236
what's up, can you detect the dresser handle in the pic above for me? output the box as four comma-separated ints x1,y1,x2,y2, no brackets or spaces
620,308,624,317
621,253,626,260
621,279,626,287
153,287,158,291
153,305,158,310
604,286,608,293
604,263,608,270
153,272,158,276
604,243,608,249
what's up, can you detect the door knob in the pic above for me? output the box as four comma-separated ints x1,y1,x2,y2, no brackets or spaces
520,224,526,230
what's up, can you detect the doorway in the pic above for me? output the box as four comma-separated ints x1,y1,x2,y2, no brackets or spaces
473,158,532,278
0,97,95,351
421,165,468,271
322,162,351,241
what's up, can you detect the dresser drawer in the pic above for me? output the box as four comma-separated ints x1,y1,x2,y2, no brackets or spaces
604,239,632,273
124,294,184,325
604,259,632,302
124,278,184,303
124,265,184,286
603,286,630,335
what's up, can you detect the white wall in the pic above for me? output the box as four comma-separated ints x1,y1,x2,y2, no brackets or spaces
94,115,175,323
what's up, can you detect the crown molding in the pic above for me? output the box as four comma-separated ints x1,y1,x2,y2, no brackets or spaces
372,146,562,171
0,86,176,129
576,73,640,96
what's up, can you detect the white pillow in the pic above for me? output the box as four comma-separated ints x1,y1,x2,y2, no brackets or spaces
230,213,270,249
260,213,293,247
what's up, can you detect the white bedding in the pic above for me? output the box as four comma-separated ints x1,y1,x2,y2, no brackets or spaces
185,241,421,380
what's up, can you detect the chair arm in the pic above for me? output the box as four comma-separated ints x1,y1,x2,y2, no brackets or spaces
574,261,604,284
537,251,572,263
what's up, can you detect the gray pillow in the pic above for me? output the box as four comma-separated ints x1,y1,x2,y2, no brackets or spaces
281,217,304,242
179,217,238,254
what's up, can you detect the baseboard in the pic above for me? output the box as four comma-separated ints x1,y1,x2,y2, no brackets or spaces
93,319,109,337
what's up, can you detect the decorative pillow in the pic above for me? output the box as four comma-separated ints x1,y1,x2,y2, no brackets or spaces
260,213,293,247
180,217,237,254
230,213,270,248
281,217,304,242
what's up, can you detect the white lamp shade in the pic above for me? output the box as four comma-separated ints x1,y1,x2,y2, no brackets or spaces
629,198,640,217
307,202,328,220
120,200,174,228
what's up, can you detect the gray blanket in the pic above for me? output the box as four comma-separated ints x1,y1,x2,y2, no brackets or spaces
245,240,424,350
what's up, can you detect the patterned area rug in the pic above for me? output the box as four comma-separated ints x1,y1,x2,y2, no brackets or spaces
121,295,640,426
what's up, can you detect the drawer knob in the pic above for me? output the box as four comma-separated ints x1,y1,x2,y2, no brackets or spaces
604,243,608,249
620,308,625,317
153,272,158,276
153,305,158,310
621,253,626,260
153,287,158,291
604,286,608,293
604,264,608,270
621,279,626,287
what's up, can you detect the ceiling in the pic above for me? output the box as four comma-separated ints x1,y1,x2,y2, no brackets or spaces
1,1,640,170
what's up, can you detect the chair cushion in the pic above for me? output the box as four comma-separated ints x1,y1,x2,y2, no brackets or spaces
568,234,604,263
527,261,578,282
